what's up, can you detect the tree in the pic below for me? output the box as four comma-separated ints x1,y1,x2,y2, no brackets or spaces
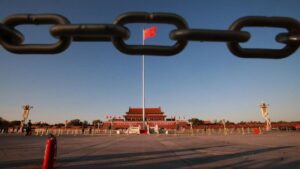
238,121,246,124
188,118,205,126
92,120,102,126
34,121,49,127
67,119,82,126
218,120,235,125
9,120,21,127
226,120,235,125
83,120,89,127
54,123,65,127
0,117,9,128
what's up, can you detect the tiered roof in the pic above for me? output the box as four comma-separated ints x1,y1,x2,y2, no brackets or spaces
127,107,163,114
124,107,166,121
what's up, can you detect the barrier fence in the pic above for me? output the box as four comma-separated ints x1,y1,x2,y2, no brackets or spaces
0,126,298,136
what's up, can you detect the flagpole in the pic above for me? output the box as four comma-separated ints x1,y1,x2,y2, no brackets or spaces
142,28,145,130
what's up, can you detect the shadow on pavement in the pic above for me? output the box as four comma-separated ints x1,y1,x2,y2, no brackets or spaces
0,145,298,169
55,145,297,169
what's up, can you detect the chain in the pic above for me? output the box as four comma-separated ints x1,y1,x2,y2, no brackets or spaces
0,12,299,58
0,23,23,44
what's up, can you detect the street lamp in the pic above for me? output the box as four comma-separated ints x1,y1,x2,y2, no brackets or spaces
20,104,33,133
260,102,272,131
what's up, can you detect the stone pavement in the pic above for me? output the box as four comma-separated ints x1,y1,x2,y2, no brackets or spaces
0,132,300,169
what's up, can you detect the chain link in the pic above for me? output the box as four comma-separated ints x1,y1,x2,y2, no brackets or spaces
51,24,130,41
276,33,300,45
170,29,250,42
227,16,300,59
0,12,299,58
112,12,188,56
2,14,71,54
0,23,24,44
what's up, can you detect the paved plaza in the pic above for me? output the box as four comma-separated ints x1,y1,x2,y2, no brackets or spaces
0,132,300,169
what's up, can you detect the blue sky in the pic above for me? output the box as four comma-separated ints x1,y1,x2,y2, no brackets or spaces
0,0,299,123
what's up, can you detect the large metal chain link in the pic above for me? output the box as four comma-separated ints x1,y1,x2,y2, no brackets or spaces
112,12,188,56
0,23,23,44
227,16,300,59
1,14,71,54
0,12,299,58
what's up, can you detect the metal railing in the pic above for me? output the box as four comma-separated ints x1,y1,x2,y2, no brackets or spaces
1,127,297,136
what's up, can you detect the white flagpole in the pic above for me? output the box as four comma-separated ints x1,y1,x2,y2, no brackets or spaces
142,28,145,129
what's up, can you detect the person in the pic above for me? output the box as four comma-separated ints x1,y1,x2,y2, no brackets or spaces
81,123,85,134
26,120,32,136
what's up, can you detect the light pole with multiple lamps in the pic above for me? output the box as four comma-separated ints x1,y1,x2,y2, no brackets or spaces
20,104,33,133
260,102,272,131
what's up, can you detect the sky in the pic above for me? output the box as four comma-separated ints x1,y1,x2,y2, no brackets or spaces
0,0,299,124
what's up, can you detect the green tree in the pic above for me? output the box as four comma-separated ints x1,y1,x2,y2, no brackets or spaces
83,120,89,127
0,117,9,128
9,120,21,127
188,118,205,126
67,119,82,126
34,121,49,127
54,123,65,127
92,120,102,126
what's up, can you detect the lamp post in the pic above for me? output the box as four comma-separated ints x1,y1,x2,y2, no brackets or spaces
189,121,193,136
222,119,227,135
20,104,33,133
65,120,68,129
260,102,272,131
109,116,113,135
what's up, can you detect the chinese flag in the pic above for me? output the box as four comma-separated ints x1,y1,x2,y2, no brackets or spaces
143,26,157,40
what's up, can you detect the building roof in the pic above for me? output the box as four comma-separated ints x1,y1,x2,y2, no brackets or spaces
124,114,165,117
126,107,163,114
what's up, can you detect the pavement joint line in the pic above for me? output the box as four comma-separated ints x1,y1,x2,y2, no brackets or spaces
237,142,300,153
57,136,123,156
59,136,128,157
157,137,198,168
192,135,300,153
1,133,300,169
55,136,128,168
0,149,6,158
115,136,198,168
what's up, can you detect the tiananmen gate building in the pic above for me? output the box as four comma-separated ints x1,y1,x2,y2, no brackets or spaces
102,107,190,130
124,107,166,121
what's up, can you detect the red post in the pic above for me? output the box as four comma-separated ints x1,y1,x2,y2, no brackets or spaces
42,134,57,169
140,129,147,134
252,128,260,135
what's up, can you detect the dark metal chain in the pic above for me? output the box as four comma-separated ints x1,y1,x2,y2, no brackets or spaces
0,12,299,59
226,16,300,59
